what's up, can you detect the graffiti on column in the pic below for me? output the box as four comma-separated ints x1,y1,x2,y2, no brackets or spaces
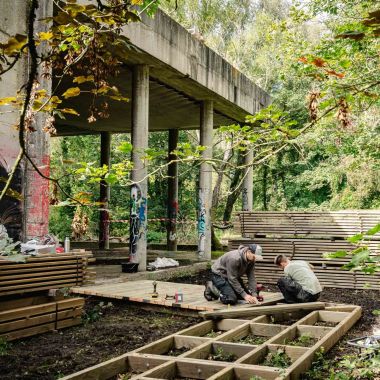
129,184,147,257
198,190,206,256
242,187,249,211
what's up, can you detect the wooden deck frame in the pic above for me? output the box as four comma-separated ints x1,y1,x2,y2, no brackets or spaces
61,303,361,380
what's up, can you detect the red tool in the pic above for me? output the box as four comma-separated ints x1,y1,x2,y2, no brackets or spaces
256,283,265,302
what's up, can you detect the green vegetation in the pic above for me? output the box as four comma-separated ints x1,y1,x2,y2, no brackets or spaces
0,337,10,356
302,349,380,380
82,302,113,324
262,348,292,368
234,334,267,345
205,330,222,338
208,347,237,362
286,334,317,347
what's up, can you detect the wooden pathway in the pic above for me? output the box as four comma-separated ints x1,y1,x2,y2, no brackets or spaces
70,280,284,312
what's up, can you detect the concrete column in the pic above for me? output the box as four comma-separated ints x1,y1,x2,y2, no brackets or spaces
129,65,149,271
0,1,52,241
99,132,111,249
242,149,253,211
198,100,213,260
167,129,178,251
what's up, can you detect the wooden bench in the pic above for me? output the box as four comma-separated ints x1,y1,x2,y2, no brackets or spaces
229,211,380,290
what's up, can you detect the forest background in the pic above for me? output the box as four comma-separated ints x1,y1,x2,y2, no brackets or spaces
49,0,380,245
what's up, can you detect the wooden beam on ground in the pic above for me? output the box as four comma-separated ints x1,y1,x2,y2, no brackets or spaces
200,302,326,320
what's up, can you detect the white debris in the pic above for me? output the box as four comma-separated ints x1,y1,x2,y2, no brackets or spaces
148,257,179,269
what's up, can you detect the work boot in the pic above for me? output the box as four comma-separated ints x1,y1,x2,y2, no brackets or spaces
204,281,220,301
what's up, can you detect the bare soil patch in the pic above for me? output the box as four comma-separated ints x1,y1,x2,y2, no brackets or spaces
0,299,200,380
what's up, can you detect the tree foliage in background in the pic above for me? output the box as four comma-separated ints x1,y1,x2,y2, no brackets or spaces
2,0,378,246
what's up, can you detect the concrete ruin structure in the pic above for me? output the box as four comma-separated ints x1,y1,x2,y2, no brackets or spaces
0,1,270,270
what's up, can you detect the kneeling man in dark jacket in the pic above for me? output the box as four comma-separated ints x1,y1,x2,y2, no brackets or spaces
204,244,264,305
275,254,322,303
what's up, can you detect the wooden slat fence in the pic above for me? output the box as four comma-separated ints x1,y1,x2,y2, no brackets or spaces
229,211,380,290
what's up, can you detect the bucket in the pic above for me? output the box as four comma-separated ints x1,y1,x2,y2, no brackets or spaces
121,262,139,273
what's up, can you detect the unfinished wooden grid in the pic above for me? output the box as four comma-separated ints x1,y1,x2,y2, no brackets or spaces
61,302,361,380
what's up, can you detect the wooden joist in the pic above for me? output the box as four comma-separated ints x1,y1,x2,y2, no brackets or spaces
60,303,362,380
199,302,326,320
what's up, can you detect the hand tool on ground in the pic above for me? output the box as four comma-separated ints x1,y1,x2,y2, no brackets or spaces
256,283,265,302
151,281,159,298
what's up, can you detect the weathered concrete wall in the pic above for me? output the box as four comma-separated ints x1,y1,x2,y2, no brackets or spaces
0,0,52,240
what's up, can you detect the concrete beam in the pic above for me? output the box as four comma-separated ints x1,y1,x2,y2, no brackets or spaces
198,101,213,260
129,65,149,271
122,9,271,121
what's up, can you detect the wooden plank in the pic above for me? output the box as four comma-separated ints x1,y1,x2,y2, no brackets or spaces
0,308,82,333
0,302,56,322
0,272,84,286
200,302,326,320
1,321,56,340
0,282,87,296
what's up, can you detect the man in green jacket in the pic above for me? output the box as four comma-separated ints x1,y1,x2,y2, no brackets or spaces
274,254,322,303
204,244,264,305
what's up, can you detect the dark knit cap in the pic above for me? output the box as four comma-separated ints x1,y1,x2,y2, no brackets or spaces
248,244,258,253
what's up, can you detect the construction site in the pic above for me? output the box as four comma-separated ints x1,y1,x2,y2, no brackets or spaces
0,1,379,380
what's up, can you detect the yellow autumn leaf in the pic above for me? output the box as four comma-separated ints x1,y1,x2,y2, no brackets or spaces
109,95,129,102
60,108,80,116
62,87,81,99
50,96,62,104
39,31,54,41
0,97,17,106
131,0,143,4
0,34,27,56
73,75,94,84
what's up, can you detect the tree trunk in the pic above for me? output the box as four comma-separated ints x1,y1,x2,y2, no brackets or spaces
222,152,244,222
211,144,233,251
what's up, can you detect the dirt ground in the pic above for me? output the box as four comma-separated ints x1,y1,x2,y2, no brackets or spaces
0,300,200,380
1,269,379,380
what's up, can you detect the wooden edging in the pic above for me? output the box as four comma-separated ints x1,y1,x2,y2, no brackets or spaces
199,302,326,320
